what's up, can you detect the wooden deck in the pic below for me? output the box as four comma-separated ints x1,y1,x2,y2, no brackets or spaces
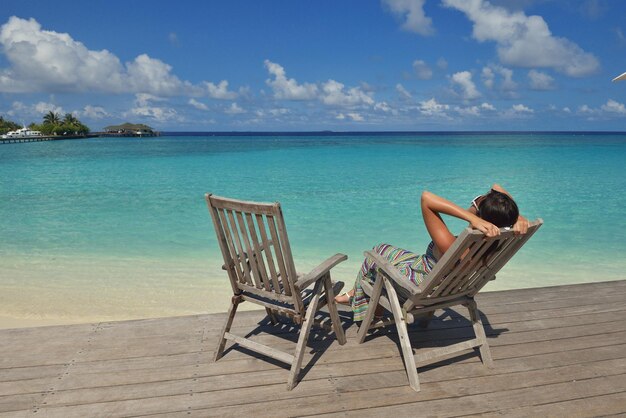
1,280,626,417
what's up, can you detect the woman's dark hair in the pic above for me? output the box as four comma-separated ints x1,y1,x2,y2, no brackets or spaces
478,190,519,228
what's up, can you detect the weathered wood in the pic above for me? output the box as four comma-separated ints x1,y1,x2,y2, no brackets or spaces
383,277,420,391
357,220,543,391
204,194,347,390
0,280,624,417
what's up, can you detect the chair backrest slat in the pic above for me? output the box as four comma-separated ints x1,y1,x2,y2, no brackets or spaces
216,208,246,285
274,206,299,297
234,210,265,289
415,220,543,305
245,212,271,291
206,194,300,307
431,235,489,297
266,214,292,297
255,213,282,292
226,209,255,286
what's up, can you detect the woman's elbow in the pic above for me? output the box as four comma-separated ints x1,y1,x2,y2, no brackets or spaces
421,190,434,207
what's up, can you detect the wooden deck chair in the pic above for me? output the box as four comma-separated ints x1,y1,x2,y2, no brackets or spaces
357,219,543,391
205,193,347,390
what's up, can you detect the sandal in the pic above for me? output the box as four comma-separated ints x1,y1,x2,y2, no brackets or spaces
334,292,353,305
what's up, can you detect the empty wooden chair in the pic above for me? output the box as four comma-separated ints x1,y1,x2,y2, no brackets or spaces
357,219,543,391
205,193,347,390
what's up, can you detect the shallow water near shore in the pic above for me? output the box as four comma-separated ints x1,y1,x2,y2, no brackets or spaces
1,132,625,326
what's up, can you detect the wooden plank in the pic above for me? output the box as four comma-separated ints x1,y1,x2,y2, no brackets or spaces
470,391,626,417
24,342,626,411
0,281,623,417
223,332,294,365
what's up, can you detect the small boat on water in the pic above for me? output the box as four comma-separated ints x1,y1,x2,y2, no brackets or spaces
1,126,43,139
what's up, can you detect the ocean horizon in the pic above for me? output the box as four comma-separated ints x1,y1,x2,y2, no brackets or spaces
1,132,625,326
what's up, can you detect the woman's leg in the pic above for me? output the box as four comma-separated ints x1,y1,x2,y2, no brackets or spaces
351,244,395,321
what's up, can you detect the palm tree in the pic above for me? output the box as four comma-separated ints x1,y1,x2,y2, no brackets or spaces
63,113,78,126
43,111,61,126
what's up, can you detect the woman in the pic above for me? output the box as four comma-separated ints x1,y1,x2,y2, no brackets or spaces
336,184,529,321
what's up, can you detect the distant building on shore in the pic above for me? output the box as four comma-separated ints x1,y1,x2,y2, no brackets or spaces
102,123,159,137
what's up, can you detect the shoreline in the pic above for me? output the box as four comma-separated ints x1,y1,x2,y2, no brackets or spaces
2,276,625,331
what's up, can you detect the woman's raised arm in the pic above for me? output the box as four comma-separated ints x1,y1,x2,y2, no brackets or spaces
491,184,529,234
421,191,500,254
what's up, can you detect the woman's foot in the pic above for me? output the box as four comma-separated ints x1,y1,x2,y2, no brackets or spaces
335,289,355,305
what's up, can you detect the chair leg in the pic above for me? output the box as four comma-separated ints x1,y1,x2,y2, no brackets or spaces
265,307,278,325
467,299,493,367
287,280,323,391
384,278,420,392
323,274,346,345
357,274,384,344
214,295,241,362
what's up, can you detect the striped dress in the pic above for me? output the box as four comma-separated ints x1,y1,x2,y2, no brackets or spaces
351,242,438,322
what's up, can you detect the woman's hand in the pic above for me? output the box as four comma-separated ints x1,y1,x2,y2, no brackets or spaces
513,215,529,235
471,217,501,237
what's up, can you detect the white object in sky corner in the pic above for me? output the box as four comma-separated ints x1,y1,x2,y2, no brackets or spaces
612,72,626,82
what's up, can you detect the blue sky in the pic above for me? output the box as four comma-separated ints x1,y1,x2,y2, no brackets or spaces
1,0,626,131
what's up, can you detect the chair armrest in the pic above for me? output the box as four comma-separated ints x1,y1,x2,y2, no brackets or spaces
295,253,348,290
363,250,421,296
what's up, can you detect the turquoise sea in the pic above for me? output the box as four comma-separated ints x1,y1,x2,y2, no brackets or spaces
1,132,625,324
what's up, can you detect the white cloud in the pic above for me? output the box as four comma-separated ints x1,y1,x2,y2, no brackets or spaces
497,66,517,90
375,101,391,112
511,104,533,113
264,60,374,107
336,112,364,121
413,59,433,79
601,99,626,115
129,106,178,121
77,105,109,119
189,98,209,111
442,0,599,77
320,79,374,106
482,67,495,89
204,80,238,99
437,57,448,70
482,65,517,91
264,60,318,100
0,16,235,97
396,83,412,99
451,71,481,100
6,100,64,119
225,102,245,114
419,98,450,116
128,94,179,122
576,101,626,117
0,17,125,93
528,69,555,90
34,101,64,115
382,0,434,36
135,93,164,107
455,102,495,116
269,108,290,116
125,54,194,96
456,105,481,116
